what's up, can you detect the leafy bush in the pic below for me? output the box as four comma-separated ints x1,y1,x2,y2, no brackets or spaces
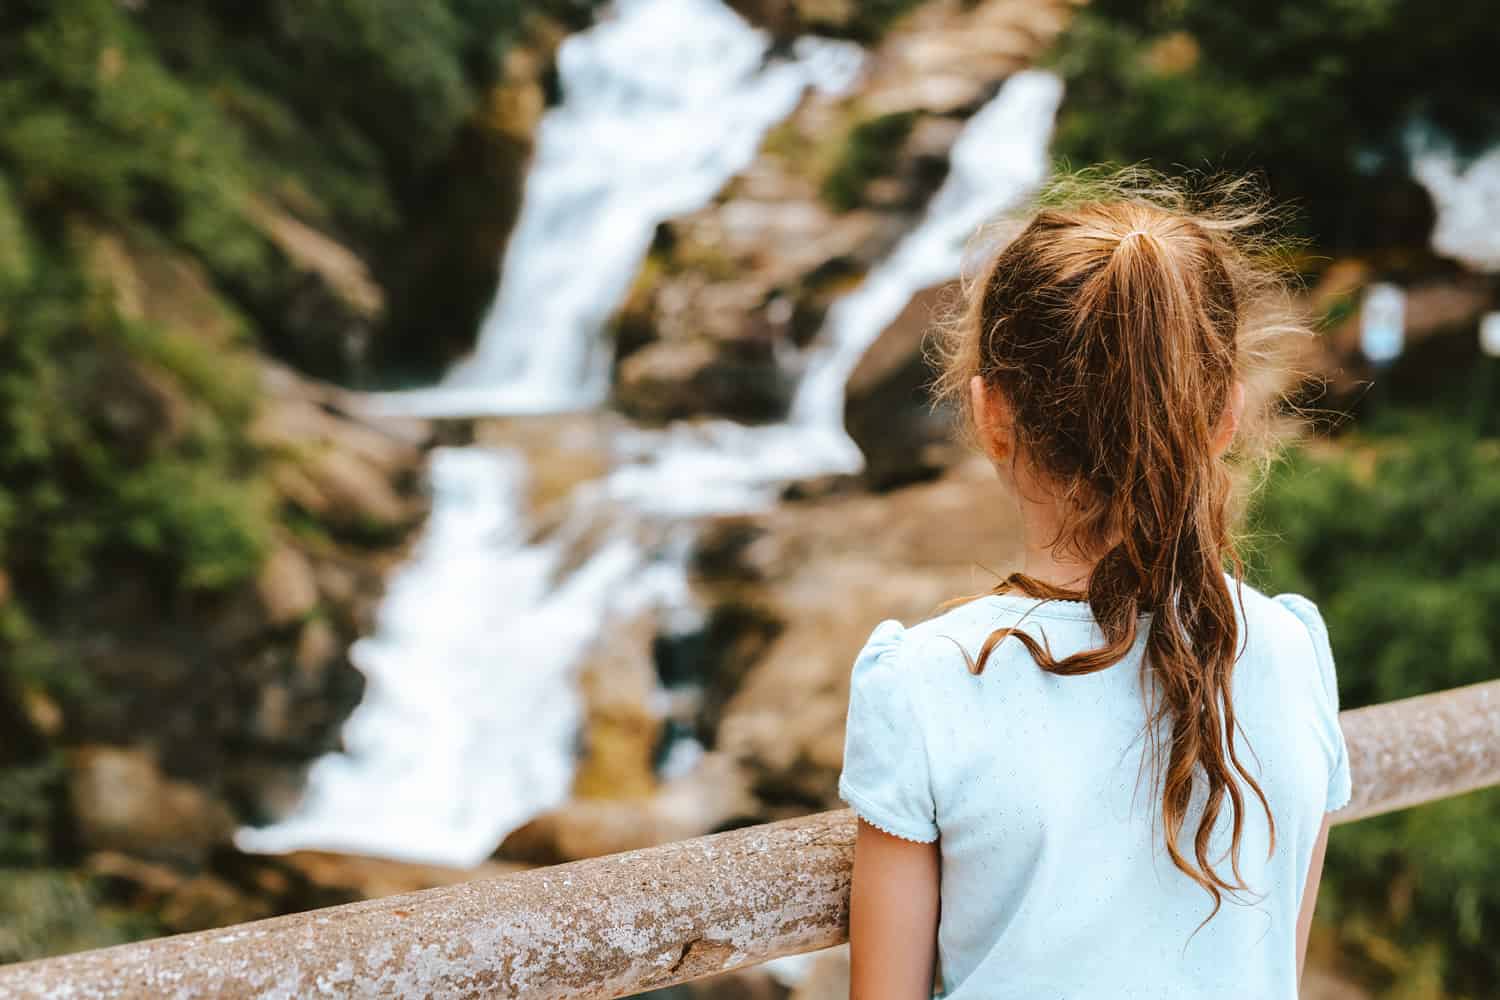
821,111,919,211
0,241,272,613
1046,0,1500,253
1247,414,1500,996
0,871,157,965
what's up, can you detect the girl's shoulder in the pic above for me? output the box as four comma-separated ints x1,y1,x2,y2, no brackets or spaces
849,590,1102,692
1230,578,1337,684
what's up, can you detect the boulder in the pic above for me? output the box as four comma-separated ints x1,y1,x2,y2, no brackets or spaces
294,618,343,686
158,874,274,934
501,753,756,864
279,851,523,901
705,458,1021,808
572,614,663,802
615,339,793,425
843,281,964,488
290,447,415,532
69,747,236,864
256,545,320,628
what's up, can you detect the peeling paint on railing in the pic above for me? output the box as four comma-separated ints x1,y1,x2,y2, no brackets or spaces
2,680,1497,1000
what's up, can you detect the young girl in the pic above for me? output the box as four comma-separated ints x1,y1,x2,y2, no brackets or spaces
840,177,1352,999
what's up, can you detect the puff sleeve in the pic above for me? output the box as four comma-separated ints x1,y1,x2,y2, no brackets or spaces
1275,593,1353,813
838,619,939,842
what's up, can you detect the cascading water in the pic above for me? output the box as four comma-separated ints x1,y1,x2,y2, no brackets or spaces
603,69,1064,517
1413,144,1500,273
388,0,862,418
239,0,1062,867
238,0,859,865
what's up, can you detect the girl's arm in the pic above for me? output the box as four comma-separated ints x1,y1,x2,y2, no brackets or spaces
848,818,941,1000
1296,815,1333,984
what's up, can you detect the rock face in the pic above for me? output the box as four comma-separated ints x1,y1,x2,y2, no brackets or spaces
609,0,1080,426
9,227,444,948
489,0,1074,891
843,280,963,488
70,749,236,864
704,458,1020,808
500,460,1023,868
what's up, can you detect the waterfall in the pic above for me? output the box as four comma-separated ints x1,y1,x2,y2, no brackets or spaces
238,451,637,861
386,0,861,417
1413,145,1500,273
238,0,1062,866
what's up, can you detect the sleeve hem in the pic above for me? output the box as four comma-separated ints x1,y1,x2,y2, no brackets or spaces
1327,753,1353,814
839,779,939,844
1275,592,1356,811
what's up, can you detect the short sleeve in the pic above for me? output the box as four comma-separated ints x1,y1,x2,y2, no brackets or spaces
1274,593,1353,813
838,619,939,842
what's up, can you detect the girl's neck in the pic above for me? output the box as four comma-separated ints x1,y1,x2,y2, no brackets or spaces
1012,481,1103,596
1018,534,1096,595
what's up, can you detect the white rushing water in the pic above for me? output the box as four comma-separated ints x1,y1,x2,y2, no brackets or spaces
389,0,861,417
604,69,1064,517
239,0,1062,864
1413,145,1500,273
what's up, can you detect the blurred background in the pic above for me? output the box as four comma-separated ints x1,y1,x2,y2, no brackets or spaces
1,1,1497,997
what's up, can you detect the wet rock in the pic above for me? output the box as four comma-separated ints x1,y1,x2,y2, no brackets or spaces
254,360,431,538
863,1,1078,115
572,614,662,802
703,459,1021,808
245,201,384,379
279,851,523,901
70,747,236,864
476,413,614,517
158,874,274,934
85,850,185,902
294,619,342,686
252,369,427,478
616,339,793,425
501,753,756,864
282,448,415,534
843,281,962,488
1304,266,1496,403
610,0,1080,443
256,545,320,628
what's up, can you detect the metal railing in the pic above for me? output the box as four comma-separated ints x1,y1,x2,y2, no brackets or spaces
2,680,1498,1000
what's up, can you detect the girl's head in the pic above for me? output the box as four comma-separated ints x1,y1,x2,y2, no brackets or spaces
935,171,1308,919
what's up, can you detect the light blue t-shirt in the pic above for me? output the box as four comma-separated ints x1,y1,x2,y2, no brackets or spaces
839,578,1352,999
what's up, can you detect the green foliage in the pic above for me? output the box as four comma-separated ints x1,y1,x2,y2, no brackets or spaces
1247,422,1500,995
0,871,158,964
821,111,919,211
1046,0,1500,251
0,0,273,288
0,758,63,868
0,237,272,621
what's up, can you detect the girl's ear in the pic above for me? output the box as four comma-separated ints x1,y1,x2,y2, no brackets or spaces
1212,381,1246,457
970,375,1014,462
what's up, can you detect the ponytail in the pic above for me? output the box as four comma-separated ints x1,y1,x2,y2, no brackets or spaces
934,172,1307,919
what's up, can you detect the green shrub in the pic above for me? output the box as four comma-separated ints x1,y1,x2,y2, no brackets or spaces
1046,0,1500,252
821,111,919,211
0,239,272,612
0,870,158,965
1247,421,1500,996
